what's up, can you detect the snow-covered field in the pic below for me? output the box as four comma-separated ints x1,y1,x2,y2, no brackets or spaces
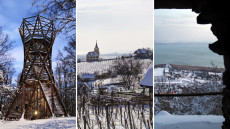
0,117,76,129
155,111,224,129
78,60,115,75
77,59,152,75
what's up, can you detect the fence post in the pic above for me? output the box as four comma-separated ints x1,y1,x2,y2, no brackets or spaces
120,106,123,125
83,115,86,129
106,105,110,129
128,102,133,129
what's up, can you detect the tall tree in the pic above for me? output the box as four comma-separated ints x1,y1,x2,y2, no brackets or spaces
3,62,15,85
55,38,76,116
0,27,15,85
55,62,64,96
0,27,15,116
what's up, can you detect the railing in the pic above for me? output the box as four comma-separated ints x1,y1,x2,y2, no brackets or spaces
154,91,223,97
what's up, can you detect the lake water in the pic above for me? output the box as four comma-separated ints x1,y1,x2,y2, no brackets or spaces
155,43,224,68
77,53,131,61
77,43,224,68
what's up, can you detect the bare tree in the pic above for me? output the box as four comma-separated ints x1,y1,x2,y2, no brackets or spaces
3,62,15,85
0,27,13,67
62,36,76,71
0,27,15,86
54,38,76,116
55,62,64,96
56,37,76,87
146,48,153,60
113,57,143,90
0,27,16,117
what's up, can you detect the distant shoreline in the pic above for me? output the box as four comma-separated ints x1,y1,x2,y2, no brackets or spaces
155,43,224,68
77,53,132,61
155,42,210,45
155,64,225,72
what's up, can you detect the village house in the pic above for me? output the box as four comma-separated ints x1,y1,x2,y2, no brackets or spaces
77,83,91,95
140,63,153,96
134,48,152,59
86,41,100,62
80,73,96,82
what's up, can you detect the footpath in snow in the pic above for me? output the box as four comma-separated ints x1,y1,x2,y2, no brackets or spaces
0,117,76,129
155,111,224,129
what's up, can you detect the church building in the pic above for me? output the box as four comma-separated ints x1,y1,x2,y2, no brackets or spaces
86,41,100,62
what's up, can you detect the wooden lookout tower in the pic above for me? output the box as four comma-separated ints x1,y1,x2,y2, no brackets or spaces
5,15,67,120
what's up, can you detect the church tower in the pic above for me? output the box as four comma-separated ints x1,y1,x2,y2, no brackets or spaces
94,40,100,56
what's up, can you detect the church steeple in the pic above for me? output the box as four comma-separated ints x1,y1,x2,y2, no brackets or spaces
95,40,98,48
94,40,100,56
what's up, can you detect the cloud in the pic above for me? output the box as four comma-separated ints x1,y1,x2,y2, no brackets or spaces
155,9,198,27
78,0,153,54
155,9,217,43
78,0,152,15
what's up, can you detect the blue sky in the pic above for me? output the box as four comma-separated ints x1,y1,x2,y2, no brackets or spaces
0,0,69,82
155,9,217,43
78,0,153,54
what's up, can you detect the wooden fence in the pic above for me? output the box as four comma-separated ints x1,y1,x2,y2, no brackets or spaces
77,94,153,129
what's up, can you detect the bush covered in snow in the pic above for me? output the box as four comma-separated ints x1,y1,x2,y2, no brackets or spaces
0,84,16,118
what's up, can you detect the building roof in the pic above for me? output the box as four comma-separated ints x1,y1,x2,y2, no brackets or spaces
87,51,98,56
135,48,147,54
80,83,91,90
140,63,153,87
81,73,95,79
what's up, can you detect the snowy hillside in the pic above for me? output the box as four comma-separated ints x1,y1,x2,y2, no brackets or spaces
154,64,224,115
77,59,152,75
0,117,76,129
155,111,224,129
78,60,114,75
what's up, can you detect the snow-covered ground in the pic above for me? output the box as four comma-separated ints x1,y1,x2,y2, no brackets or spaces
78,104,151,129
154,64,224,115
0,117,76,129
77,59,152,75
78,60,114,75
154,67,169,76
154,64,223,85
94,77,121,85
155,111,224,129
